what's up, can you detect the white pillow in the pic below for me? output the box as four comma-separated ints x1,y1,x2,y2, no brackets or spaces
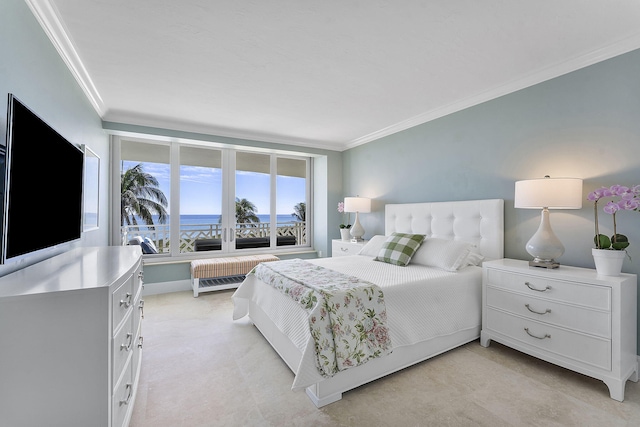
357,235,388,257
128,236,143,245
410,238,473,272
465,250,485,266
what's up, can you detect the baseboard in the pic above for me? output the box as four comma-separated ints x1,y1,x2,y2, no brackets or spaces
142,279,191,296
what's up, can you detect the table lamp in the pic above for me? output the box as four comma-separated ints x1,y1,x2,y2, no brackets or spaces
514,176,583,268
343,196,371,242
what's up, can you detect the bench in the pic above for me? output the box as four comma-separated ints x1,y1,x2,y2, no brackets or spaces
190,254,280,297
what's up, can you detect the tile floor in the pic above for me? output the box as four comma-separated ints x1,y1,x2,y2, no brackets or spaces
130,290,640,427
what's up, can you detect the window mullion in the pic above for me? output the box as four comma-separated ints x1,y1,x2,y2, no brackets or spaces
110,135,122,246
169,143,180,257
270,154,277,247
222,149,235,253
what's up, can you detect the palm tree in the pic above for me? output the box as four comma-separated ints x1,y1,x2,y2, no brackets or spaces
218,197,260,225
121,164,169,226
234,197,260,225
291,202,306,222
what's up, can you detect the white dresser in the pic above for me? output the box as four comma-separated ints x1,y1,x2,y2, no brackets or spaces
331,239,367,257
0,246,144,426
481,258,638,401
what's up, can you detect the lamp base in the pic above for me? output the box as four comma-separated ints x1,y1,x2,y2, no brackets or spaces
525,208,564,270
350,212,365,241
529,259,559,269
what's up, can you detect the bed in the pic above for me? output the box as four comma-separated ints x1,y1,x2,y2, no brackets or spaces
232,199,504,407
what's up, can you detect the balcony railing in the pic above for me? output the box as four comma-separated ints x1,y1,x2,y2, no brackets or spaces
122,221,307,253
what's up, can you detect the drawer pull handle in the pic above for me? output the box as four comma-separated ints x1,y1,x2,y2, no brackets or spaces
119,383,133,406
341,247,349,252
524,327,551,340
138,336,144,348
139,299,145,318
525,304,551,315
121,333,133,351
120,292,132,308
524,282,551,292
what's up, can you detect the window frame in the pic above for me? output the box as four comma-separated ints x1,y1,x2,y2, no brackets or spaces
111,135,312,260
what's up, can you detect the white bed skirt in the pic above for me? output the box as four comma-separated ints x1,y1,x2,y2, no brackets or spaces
247,298,479,407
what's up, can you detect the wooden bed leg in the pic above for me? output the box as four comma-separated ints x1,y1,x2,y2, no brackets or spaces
305,386,342,408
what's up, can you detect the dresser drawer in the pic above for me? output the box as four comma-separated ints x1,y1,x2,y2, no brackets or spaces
132,321,143,381
112,272,135,331
486,308,611,370
113,358,134,427
486,287,611,338
113,312,135,387
486,269,610,310
133,262,143,297
133,286,143,339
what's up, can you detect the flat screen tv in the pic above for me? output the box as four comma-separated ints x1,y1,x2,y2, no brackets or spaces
1,94,84,264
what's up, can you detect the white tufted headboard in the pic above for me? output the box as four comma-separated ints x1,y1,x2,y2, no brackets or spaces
385,199,504,260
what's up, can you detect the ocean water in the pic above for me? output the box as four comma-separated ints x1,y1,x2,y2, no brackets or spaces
128,214,301,231
179,214,299,226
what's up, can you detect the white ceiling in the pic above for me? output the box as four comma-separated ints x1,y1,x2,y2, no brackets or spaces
27,0,640,151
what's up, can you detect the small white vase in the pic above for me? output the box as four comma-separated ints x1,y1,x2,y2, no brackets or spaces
592,248,625,276
340,228,351,241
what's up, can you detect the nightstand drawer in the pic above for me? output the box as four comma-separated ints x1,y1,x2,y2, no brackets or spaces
332,239,366,257
486,308,611,371
486,269,610,311
486,287,611,338
481,259,637,402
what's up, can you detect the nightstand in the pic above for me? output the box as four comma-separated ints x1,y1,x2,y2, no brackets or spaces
480,258,638,401
332,239,367,257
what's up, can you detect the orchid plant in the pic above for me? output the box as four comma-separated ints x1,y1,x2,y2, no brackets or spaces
587,185,640,250
337,202,351,229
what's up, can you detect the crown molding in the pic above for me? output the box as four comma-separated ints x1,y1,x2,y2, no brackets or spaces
25,0,105,116
102,114,345,153
344,33,640,150
25,0,640,152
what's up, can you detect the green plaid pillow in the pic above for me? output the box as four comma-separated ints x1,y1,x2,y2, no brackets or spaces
375,233,425,266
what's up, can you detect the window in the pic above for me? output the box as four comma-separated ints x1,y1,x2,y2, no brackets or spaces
235,151,272,249
115,137,310,258
119,140,170,254
277,157,307,246
179,145,223,254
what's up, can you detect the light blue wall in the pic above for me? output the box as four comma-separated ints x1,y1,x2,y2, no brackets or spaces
343,49,640,352
0,0,109,276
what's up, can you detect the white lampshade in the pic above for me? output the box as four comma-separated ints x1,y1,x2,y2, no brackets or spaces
514,177,583,209
514,176,583,268
343,197,371,213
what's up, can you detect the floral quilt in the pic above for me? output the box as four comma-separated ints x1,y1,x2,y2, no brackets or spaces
251,258,393,377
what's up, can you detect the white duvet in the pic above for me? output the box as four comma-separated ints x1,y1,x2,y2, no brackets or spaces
232,254,482,389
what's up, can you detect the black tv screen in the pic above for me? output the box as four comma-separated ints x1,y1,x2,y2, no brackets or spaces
1,94,84,263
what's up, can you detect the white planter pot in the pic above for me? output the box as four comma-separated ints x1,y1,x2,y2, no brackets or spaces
340,228,351,241
592,248,626,276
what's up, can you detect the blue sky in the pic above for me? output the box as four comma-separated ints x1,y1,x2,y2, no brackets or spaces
125,161,305,216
